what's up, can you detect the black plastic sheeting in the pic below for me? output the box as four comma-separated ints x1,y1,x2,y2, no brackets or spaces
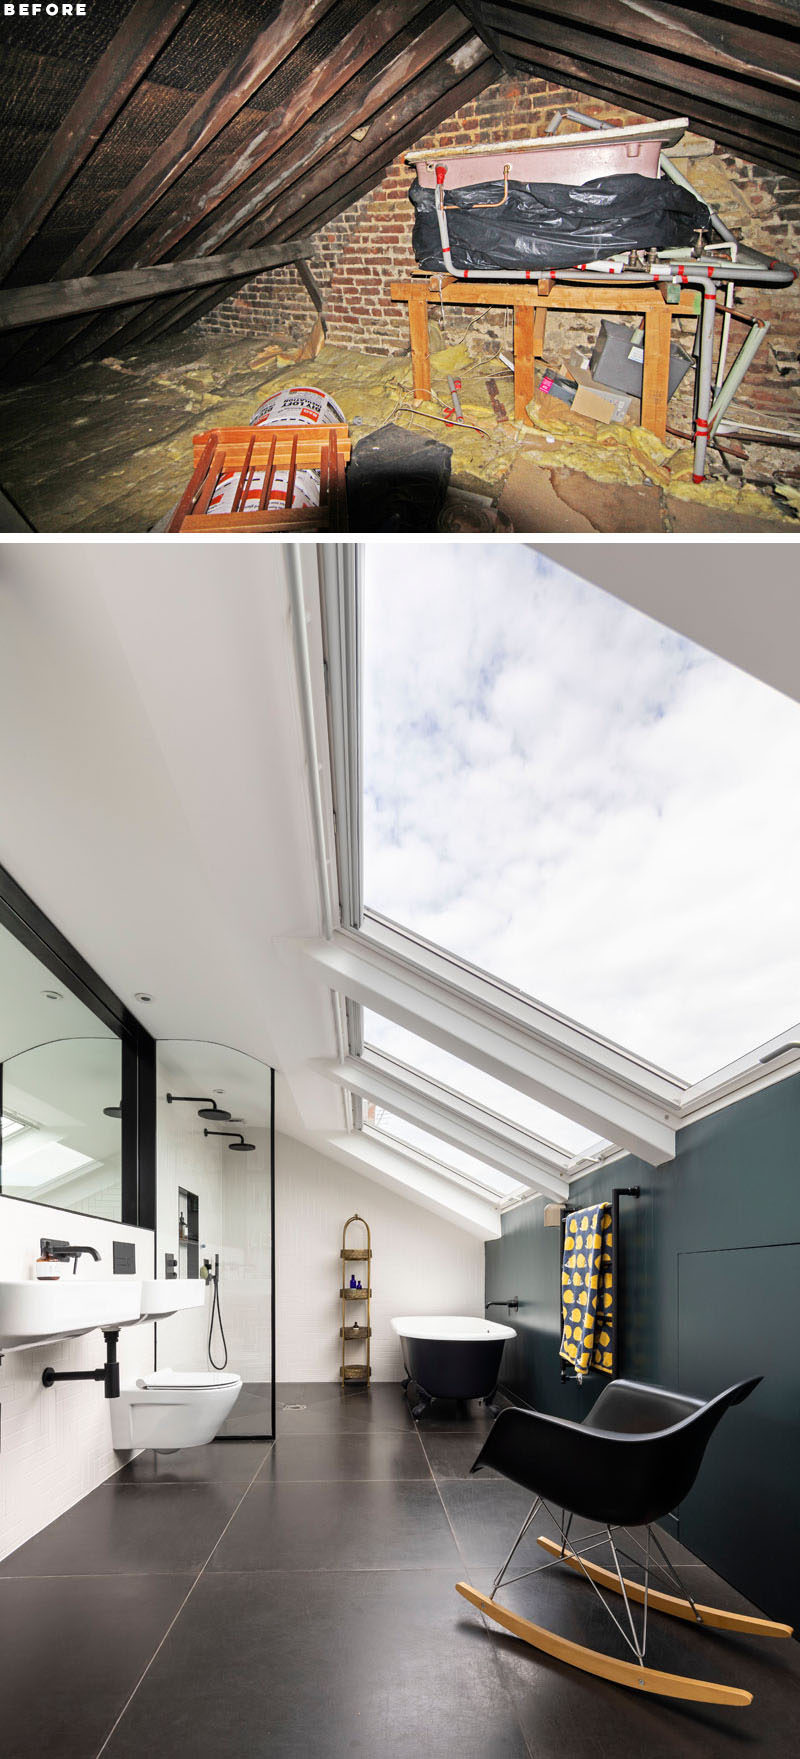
410,173,713,273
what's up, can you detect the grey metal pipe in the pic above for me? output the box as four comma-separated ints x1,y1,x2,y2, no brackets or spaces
708,319,769,436
658,151,736,245
429,175,795,479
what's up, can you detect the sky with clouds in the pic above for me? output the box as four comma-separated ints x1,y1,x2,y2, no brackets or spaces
362,548,800,1133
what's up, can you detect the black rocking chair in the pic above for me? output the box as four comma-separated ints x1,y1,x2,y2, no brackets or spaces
456,1376,793,1706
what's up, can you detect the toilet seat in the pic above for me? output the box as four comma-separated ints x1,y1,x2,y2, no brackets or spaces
136,1369,241,1391
112,1365,243,1451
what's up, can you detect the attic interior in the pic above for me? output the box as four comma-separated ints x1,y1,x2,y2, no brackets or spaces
0,543,798,1756
0,0,799,534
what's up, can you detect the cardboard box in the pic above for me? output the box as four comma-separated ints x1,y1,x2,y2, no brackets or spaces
567,349,641,424
571,383,636,425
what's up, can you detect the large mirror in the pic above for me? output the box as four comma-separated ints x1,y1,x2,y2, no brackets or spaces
0,920,123,1221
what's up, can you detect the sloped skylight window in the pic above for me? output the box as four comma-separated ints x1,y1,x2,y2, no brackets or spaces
364,1104,528,1201
362,1011,602,1156
363,548,800,1081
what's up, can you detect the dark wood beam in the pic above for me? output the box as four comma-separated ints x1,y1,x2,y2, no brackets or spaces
30,8,468,375
55,30,490,364
127,0,438,269
58,0,337,279
121,57,497,350
0,241,315,331
486,7,800,130
503,36,800,173
454,1,521,76
487,1,800,90
0,0,195,283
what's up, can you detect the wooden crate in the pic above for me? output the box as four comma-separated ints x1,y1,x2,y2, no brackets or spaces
168,423,350,532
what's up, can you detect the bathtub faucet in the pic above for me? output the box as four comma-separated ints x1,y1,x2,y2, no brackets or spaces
485,1297,519,1312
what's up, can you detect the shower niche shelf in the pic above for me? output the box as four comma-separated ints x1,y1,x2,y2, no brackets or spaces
339,1214,371,1389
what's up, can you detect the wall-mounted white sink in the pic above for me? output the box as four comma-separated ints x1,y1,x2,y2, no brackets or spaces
0,1279,142,1352
139,1279,206,1321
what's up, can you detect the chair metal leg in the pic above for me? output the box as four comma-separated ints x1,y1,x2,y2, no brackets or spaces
491,1497,541,1598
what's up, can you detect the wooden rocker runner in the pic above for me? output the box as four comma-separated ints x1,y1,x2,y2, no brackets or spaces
455,1377,792,1706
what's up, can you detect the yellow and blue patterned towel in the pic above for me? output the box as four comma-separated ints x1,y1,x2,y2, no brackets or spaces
559,1202,614,1376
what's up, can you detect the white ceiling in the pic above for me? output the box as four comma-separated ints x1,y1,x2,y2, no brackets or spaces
0,543,343,1143
537,545,800,705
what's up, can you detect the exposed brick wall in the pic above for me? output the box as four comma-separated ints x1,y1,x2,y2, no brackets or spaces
190,74,800,433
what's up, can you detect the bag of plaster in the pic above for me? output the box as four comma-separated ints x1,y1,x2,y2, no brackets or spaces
208,386,345,514
249,385,345,428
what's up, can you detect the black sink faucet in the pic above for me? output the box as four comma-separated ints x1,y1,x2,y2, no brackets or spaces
40,1239,102,1276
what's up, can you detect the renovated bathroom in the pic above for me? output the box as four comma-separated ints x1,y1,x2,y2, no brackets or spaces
1,545,799,1758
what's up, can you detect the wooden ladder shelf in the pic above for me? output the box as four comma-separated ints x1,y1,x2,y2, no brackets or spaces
340,1214,371,1389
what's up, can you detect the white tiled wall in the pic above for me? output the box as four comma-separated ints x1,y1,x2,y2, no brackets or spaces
154,1094,272,1378
0,1194,155,1562
275,1133,485,1382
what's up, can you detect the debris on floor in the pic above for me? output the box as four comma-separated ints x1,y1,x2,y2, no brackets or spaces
0,326,796,532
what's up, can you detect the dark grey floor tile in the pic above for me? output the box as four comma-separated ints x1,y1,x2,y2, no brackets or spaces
438,1477,546,1570
101,1568,530,1759
259,1430,430,1482
412,1396,497,1432
464,1561,800,1759
115,1439,273,1486
0,1482,243,1578
0,1572,193,1759
420,1429,498,1481
276,1381,414,1434
209,1478,460,1573
217,1381,272,1438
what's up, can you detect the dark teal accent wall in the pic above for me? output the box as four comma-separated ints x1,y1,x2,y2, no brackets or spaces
485,1072,800,1627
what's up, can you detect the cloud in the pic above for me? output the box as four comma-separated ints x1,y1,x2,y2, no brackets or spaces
363,547,800,1087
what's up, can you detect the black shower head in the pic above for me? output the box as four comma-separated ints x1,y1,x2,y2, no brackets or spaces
103,1102,122,1118
166,1093,232,1122
203,1129,256,1152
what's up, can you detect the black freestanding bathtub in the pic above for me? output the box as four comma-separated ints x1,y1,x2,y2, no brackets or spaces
392,1315,516,1418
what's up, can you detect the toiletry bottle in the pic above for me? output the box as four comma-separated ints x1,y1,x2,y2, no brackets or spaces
349,1273,357,1289
35,1250,59,1280
179,1210,187,1241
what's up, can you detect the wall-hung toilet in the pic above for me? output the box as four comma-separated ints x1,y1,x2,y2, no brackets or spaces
111,1368,242,1451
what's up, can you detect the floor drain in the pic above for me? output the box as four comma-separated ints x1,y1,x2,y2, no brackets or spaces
279,1402,307,1411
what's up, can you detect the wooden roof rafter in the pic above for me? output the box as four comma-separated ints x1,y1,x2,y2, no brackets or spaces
29,0,451,376
0,0,797,381
472,2,800,171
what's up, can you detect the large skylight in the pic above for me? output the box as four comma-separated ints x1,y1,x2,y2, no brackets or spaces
363,549,800,1082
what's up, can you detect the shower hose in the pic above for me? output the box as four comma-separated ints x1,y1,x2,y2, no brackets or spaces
207,1263,229,1371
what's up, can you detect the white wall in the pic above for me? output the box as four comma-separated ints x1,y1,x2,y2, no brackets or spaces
0,1195,154,1562
276,1133,485,1383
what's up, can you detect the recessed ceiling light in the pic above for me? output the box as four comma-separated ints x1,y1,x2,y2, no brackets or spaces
134,991,154,1003
41,989,63,1001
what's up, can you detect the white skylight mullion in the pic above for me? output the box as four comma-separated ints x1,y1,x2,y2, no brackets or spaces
304,927,678,1164
363,1112,527,1202
321,1046,570,1199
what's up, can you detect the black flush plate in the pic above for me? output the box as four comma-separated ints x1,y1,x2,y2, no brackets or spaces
113,1241,136,1274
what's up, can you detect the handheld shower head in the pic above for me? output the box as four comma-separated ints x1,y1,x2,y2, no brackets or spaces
203,1129,256,1152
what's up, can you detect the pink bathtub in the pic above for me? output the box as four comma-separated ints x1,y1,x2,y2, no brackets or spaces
407,118,687,190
